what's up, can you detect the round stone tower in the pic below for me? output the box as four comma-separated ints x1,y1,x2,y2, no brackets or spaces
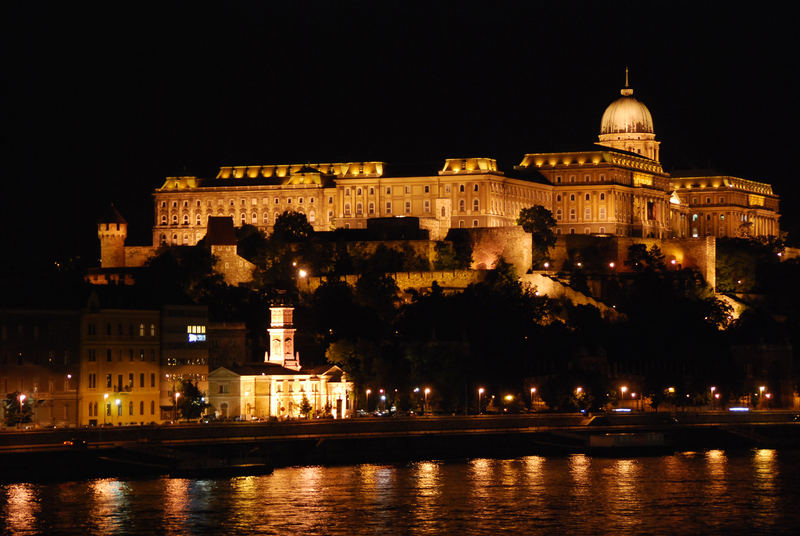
97,204,128,268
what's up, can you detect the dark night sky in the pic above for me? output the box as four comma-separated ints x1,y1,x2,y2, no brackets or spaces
4,1,799,270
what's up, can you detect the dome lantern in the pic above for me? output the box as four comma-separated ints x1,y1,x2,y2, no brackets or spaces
597,69,660,161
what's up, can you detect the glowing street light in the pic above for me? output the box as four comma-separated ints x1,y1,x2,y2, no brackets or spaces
424,388,431,415
298,269,308,278
174,392,180,421
103,393,109,426
365,389,371,413
576,387,583,395
530,387,536,409
17,394,26,428
478,387,485,414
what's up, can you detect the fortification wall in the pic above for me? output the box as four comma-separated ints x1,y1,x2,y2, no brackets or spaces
519,273,622,321
345,240,436,263
211,245,255,286
453,226,531,272
299,269,483,295
124,246,156,268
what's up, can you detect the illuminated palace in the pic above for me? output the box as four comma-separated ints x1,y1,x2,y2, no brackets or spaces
99,75,779,274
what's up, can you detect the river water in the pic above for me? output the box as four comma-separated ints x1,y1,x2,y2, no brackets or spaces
2,449,799,535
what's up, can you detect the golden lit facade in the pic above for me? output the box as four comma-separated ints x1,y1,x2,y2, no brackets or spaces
132,75,778,250
208,306,353,420
79,308,161,426
671,175,780,238
517,149,681,238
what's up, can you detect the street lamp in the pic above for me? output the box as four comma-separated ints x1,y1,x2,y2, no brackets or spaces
478,387,484,414
174,392,180,422
620,385,628,407
67,373,78,428
365,389,371,414
115,398,121,425
424,388,431,415
18,394,26,428
103,393,109,426
710,386,716,409
530,387,537,410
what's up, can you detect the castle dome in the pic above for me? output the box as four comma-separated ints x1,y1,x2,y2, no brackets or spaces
600,87,654,135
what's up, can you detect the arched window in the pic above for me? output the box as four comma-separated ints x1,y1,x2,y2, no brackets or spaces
556,194,562,202
356,203,363,215
473,184,479,192
441,206,446,217
161,215,167,225
569,194,575,202
368,202,375,215
308,210,316,223
556,209,562,221
356,187,362,196
196,214,201,225
472,199,479,211
600,193,605,201
182,214,189,224
172,215,178,224
344,203,351,215
569,209,576,221
139,323,144,336
585,193,590,201
160,234,166,245
459,199,466,212
459,184,465,193
252,212,258,224
263,212,269,224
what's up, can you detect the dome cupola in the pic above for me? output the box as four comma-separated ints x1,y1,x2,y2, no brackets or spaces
597,68,660,161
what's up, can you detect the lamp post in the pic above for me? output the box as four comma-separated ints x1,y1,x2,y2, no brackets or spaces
530,387,536,411
424,388,431,416
710,386,716,410
67,373,78,428
620,385,628,408
103,393,109,426
18,394,26,428
365,389,371,414
174,392,180,422
115,398,121,425
478,387,484,415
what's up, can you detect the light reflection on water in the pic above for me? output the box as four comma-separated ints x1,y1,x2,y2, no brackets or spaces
1,449,799,535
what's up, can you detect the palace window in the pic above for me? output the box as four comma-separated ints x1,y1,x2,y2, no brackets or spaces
473,184,479,192
183,214,189,225
345,188,351,196
473,219,479,227
585,175,590,182
424,200,430,213
424,185,430,193
556,176,562,183
569,209,576,221
459,184,465,193
386,202,392,214
600,174,606,182
161,215,167,224
287,198,292,204
405,186,411,194
599,207,606,220
356,203,363,215
584,207,591,220
569,176,575,183
441,206,446,217
472,199,479,211
344,203,351,216
172,215,178,224
356,187,362,196
459,199,466,212
251,213,257,224
309,210,316,222
369,187,375,195
251,198,257,205
600,193,605,201
706,197,711,204
386,187,391,195
585,193,590,201
719,197,725,203
161,201,166,208
172,201,178,208
298,197,303,204
570,194,575,202
556,209,562,221
368,202,375,215
196,215,202,225
445,185,451,193
405,201,411,213
556,194,562,202
263,213,269,224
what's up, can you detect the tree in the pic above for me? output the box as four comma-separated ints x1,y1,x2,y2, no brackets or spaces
3,392,33,427
272,211,314,242
177,380,209,421
517,206,556,269
299,394,313,418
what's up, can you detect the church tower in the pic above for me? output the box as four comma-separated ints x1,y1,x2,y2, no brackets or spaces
265,306,301,370
597,69,661,162
97,204,127,268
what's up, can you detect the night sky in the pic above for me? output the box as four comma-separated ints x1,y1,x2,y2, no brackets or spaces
5,2,799,271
